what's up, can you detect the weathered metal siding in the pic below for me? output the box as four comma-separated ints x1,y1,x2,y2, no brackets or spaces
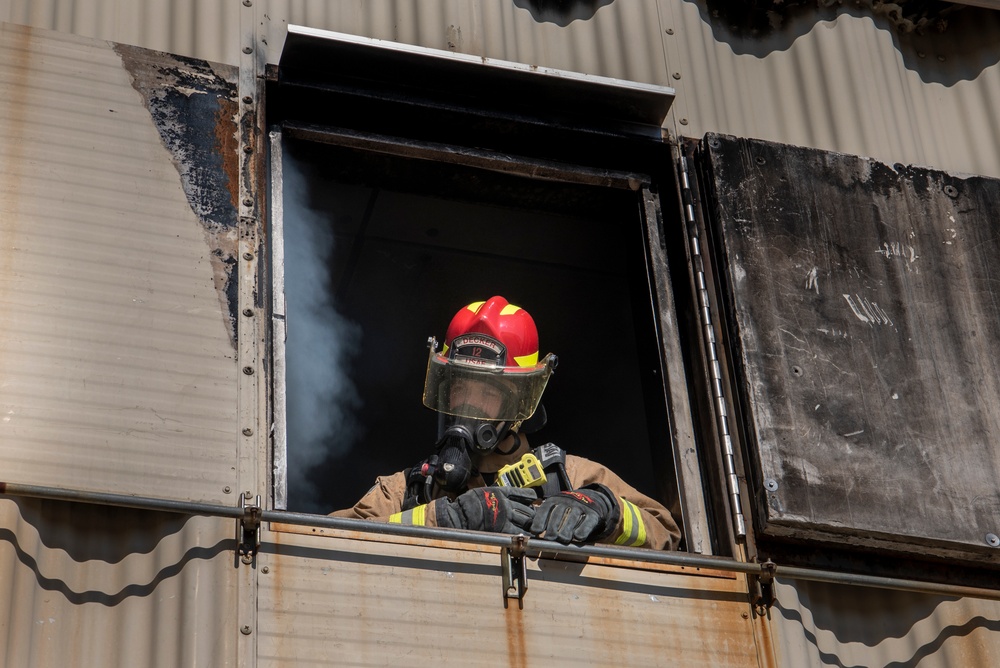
0,22,239,502
772,579,1000,667
0,498,237,667
259,526,763,668
3,1,999,180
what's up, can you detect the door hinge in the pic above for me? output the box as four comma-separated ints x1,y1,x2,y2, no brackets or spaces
238,492,262,565
501,535,529,606
750,559,777,613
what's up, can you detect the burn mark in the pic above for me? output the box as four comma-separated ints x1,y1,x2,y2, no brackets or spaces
114,44,241,345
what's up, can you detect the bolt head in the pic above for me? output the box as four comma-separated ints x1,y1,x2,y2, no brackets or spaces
241,624,252,635
243,427,254,437
986,533,1000,547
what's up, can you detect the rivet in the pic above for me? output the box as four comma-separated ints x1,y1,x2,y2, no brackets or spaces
243,427,254,436
241,625,252,635
944,185,959,199
244,252,254,261
224,486,232,494
241,554,253,565
986,533,1000,547
791,365,803,376
672,72,681,80
243,46,253,55
765,479,779,492
243,198,253,207
243,145,253,154
242,95,253,104
937,55,945,62
261,566,270,574
243,308,255,317
679,118,688,125
756,156,767,165
665,28,674,35
243,366,254,375
918,52,926,59
741,611,749,619
243,0,252,6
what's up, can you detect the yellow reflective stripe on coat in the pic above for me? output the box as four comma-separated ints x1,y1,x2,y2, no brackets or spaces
388,504,428,526
614,499,647,547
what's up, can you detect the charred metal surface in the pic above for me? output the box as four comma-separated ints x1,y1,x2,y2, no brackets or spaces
114,44,241,345
512,0,616,26
698,0,961,38
701,133,1000,561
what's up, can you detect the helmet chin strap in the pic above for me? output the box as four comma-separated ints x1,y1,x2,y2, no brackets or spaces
493,430,520,456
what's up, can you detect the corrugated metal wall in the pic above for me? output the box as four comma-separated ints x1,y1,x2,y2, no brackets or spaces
0,23,239,503
0,498,237,667
0,22,245,667
3,3,1000,668
1,0,997,180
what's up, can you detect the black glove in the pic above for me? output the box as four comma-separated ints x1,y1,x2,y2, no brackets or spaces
436,486,538,534
531,484,621,545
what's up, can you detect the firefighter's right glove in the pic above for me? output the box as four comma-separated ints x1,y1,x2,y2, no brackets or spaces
531,484,621,545
436,486,537,534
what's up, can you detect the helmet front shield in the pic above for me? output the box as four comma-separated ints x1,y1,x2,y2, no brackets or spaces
422,340,556,423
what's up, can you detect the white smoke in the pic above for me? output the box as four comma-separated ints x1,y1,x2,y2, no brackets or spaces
281,151,362,514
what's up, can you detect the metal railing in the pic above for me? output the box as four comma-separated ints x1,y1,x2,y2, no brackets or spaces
2,480,999,602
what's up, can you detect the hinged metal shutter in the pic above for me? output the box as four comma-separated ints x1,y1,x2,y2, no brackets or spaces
698,133,1000,560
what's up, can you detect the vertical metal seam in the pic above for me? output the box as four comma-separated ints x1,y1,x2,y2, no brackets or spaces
237,2,261,667
678,155,747,539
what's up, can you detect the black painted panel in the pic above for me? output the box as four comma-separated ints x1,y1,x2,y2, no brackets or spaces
703,134,1000,556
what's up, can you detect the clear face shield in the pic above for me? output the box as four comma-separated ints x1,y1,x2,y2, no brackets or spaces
422,338,556,426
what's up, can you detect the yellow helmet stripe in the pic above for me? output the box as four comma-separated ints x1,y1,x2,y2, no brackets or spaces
499,304,521,316
466,301,486,312
513,352,539,367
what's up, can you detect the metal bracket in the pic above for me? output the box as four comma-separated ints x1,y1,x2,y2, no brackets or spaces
751,559,777,613
238,492,262,565
501,535,529,606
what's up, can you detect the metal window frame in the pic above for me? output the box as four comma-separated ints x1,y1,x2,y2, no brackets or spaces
266,120,712,555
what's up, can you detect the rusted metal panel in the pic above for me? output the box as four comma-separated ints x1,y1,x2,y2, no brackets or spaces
0,497,237,667
772,579,1000,668
700,133,1000,558
258,526,760,667
0,23,240,503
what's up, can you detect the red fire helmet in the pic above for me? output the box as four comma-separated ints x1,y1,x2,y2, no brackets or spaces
423,296,556,423
443,296,539,368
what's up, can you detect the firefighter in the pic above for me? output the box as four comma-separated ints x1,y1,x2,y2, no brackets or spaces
331,296,681,550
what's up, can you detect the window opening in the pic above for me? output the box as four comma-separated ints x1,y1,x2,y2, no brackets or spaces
269,132,694,550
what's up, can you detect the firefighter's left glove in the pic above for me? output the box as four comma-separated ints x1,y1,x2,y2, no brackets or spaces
436,486,537,534
531,484,621,544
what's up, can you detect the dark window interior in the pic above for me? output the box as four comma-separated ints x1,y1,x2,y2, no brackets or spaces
280,136,678,518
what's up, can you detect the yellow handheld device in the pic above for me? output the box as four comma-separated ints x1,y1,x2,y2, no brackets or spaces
495,453,547,489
